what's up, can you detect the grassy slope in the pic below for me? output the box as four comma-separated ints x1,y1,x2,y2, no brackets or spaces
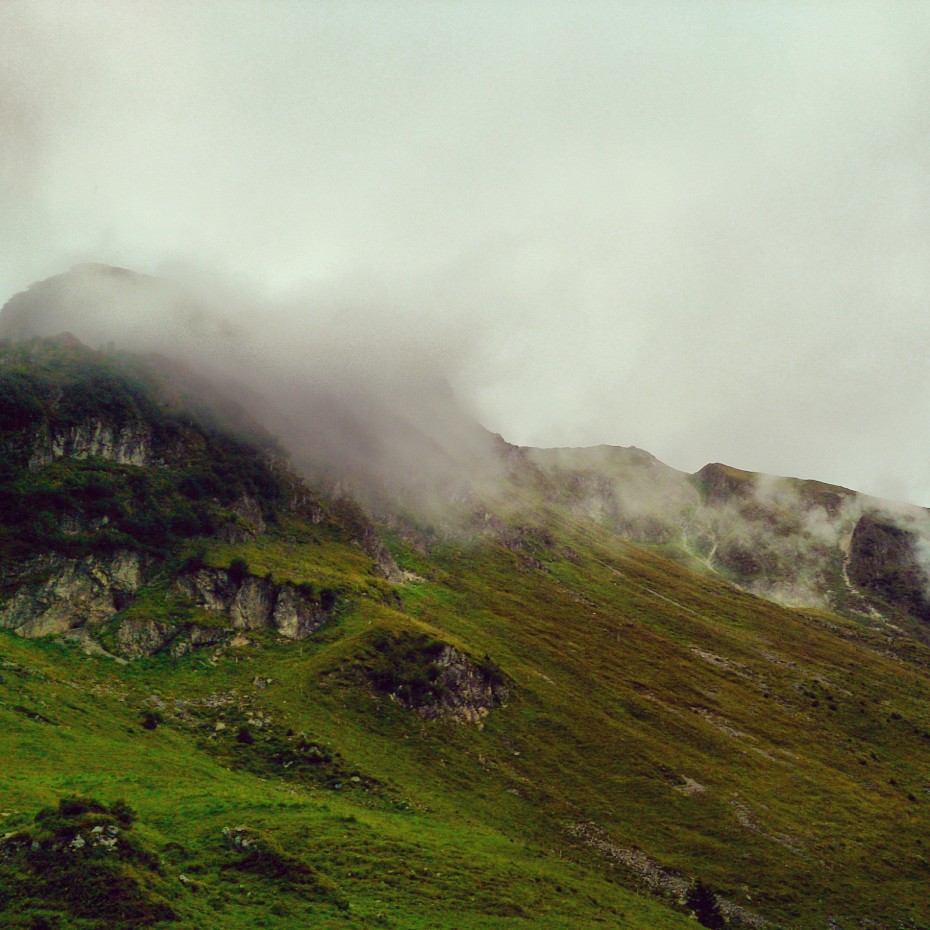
2,340,929,928
4,495,930,929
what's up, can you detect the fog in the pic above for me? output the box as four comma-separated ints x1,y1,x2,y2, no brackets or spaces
3,2,930,503
0,263,500,514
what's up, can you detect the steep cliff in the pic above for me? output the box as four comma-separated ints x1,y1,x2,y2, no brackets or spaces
847,512,930,622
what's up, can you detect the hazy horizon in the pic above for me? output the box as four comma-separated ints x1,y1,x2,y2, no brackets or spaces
3,2,930,504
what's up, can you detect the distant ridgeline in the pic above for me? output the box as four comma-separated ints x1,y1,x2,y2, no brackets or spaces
519,446,930,635
2,329,930,667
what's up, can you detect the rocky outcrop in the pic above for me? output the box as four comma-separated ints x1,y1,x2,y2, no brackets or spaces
272,585,326,638
28,420,164,469
0,551,142,637
848,513,930,622
0,552,330,656
359,632,509,726
217,495,268,543
114,618,230,659
329,497,403,582
175,568,329,640
416,645,510,725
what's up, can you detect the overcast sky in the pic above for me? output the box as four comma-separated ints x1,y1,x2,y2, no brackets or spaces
3,2,930,503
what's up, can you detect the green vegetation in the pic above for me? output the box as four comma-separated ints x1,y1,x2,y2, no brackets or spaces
363,630,448,706
0,796,176,928
3,338,930,928
0,340,385,650
200,528,381,598
0,339,285,567
5,512,930,927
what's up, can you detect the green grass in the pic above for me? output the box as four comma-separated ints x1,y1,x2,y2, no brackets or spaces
5,506,930,928
4,339,930,928
0,623,696,929
200,525,386,598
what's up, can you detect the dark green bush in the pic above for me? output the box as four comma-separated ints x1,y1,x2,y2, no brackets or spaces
294,580,316,599
228,558,250,585
35,797,107,823
364,632,447,706
109,799,136,827
477,653,505,687
141,711,163,731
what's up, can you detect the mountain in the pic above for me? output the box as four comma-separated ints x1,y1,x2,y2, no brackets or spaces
2,274,930,929
524,448,930,636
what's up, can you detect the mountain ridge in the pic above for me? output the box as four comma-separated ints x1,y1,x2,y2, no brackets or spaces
3,273,930,928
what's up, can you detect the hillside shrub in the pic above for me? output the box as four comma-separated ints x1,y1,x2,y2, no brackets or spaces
686,879,725,929
141,711,163,731
228,557,250,585
365,631,446,706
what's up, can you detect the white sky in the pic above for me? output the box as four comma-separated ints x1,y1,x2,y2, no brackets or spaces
3,2,930,503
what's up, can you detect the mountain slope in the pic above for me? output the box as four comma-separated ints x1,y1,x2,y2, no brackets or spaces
523,445,930,634
2,295,930,927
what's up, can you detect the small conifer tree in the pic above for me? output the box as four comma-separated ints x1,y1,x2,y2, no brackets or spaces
686,879,725,929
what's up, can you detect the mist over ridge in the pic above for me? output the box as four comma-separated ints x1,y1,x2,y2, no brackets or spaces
6,8,930,921
6,262,930,628
0,263,503,511
3,2,930,504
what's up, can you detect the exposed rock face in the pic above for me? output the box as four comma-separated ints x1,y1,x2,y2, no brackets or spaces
0,551,142,637
848,513,930,622
360,631,509,726
0,556,329,656
176,568,329,640
272,586,325,638
416,645,510,725
0,332,371,661
114,618,230,660
28,420,163,469
113,618,175,657
218,494,273,543
329,497,403,582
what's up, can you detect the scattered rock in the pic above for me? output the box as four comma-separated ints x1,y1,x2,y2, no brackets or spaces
567,822,769,929
675,776,707,796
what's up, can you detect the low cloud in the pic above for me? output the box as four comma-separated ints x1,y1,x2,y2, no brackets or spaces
3,2,930,502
